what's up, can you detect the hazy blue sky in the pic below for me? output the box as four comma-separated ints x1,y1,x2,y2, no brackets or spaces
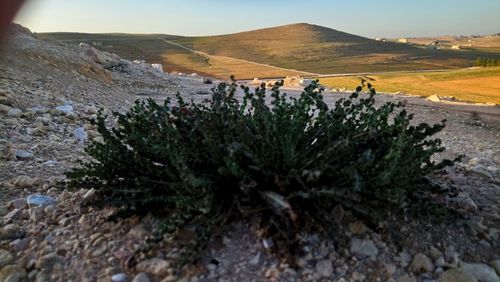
15,0,500,38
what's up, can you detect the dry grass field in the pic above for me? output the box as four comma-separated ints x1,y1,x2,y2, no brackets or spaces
319,67,500,104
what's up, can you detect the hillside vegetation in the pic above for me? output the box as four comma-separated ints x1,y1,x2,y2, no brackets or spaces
41,23,500,78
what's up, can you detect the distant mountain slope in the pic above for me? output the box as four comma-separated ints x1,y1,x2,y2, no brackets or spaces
41,23,500,78
170,23,496,74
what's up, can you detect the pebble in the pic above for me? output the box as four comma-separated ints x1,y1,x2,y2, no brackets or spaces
460,262,500,282
0,249,14,268
14,149,34,160
439,268,477,282
0,103,12,113
0,265,27,281
0,224,24,240
350,238,379,257
6,108,22,117
12,175,37,188
429,246,442,260
398,274,417,282
249,252,261,266
135,258,170,276
315,259,333,277
490,260,500,276
132,273,151,282
111,273,127,282
8,198,27,210
410,253,434,273
3,209,23,223
55,105,73,114
9,238,30,252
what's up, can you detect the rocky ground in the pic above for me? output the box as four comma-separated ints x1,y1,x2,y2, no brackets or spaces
0,25,499,282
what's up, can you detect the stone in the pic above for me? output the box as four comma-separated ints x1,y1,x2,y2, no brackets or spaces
9,238,30,252
55,105,73,114
83,105,99,114
490,260,500,275
460,262,500,282
6,108,22,118
352,271,366,281
398,274,417,282
73,127,88,141
0,224,24,240
0,104,12,113
262,238,274,249
14,150,34,160
132,273,151,282
29,206,45,222
0,265,27,282
349,222,368,235
427,95,441,102
385,263,397,276
135,258,170,276
411,253,434,273
429,246,443,260
4,209,22,223
350,238,379,257
27,194,57,208
0,250,14,269
4,119,19,126
315,260,333,277
128,223,151,238
435,257,446,267
35,252,65,270
12,176,37,188
249,252,261,266
439,268,477,282
111,273,127,282
35,116,50,125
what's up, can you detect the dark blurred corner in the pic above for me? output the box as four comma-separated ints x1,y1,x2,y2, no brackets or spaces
0,0,26,41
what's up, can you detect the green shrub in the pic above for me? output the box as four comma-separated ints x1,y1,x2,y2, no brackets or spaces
68,80,459,254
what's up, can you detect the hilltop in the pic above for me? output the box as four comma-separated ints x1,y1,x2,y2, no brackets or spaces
41,23,500,79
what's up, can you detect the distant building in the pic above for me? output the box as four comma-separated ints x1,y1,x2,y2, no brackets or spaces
398,38,408,43
374,37,387,42
92,42,102,46
451,45,461,50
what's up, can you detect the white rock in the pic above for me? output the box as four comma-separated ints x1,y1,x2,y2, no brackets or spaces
27,194,57,208
111,273,127,282
55,105,73,114
73,127,88,141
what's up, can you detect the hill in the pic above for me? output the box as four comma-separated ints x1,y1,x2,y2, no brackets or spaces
41,23,500,79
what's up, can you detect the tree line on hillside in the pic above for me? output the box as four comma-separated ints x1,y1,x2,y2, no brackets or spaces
475,58,500,67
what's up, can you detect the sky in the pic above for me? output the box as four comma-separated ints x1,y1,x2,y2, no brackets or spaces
14,0,500,38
